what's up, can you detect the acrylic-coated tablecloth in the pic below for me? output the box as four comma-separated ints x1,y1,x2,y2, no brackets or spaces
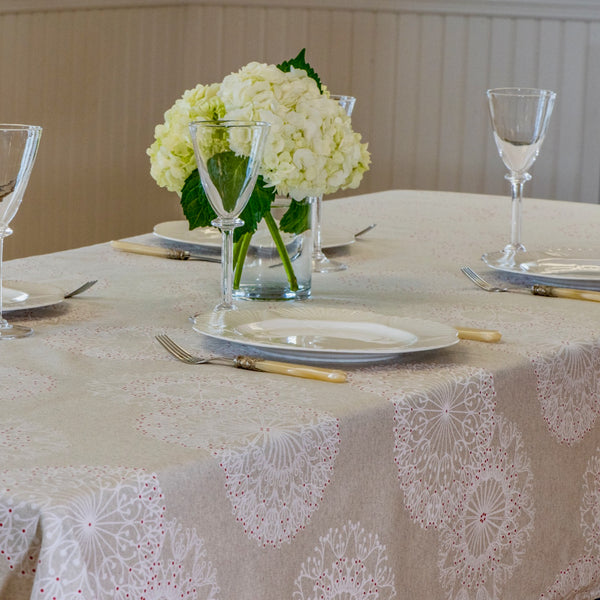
2,189,600,600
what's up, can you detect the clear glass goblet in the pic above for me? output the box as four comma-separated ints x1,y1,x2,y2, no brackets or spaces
311,94,356,273
486,88,556,266
0,124,42,339
189,120,270,311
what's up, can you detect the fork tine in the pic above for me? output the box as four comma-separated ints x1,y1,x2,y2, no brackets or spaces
156,334,195,364
460,266,488,290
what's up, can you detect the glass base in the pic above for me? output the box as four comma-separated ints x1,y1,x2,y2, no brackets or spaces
312,253,347,273
234,282,311,301
0,323,33,339
483,244,527,269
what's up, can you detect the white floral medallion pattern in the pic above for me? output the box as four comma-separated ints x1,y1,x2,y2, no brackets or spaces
539,555,600,599
293,521,396,600
0,466,164,599
136,373,340,548
581,449,600,554
393,368,496,529
350,364,496,529
146,518,220,600
438,416,535,600
530,340,600,446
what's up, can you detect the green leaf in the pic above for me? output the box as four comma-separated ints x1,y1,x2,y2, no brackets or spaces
279,199,311,235
207,151,250,213
181,169,275,242
181,169,217,228
234,176,274,242
277,48,322,93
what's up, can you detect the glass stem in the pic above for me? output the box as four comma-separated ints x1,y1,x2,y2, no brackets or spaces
310,195,325,261
221,226,235,309
506,173,529,254
0,235,5,328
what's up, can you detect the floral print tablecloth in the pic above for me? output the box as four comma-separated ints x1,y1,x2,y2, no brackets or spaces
1,190,600,600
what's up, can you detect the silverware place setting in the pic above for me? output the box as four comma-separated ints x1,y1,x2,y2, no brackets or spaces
461,266,600,302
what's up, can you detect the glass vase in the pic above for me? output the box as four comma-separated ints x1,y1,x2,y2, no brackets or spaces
233,197,312,301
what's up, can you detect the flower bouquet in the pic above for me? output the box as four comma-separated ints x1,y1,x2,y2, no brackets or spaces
147,49,370,298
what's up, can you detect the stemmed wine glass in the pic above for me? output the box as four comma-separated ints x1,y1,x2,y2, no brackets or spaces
311,94,356,273
189,120,270,310
486,88,556,266
0,124,42,339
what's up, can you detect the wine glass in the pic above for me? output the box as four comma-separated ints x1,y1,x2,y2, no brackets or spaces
189,120,270,310
486,88,556,266
311,94,356,273
0,124,42,339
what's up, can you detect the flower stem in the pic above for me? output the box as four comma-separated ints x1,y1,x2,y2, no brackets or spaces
233,231,252,289
264,211,298,291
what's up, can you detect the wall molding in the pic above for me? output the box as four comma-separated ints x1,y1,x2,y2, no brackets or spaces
2,0,600,20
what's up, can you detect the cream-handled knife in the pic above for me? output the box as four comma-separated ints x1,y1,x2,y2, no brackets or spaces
228,355,347,382
111,240,220,263
529,284,600,302
455,326,502,343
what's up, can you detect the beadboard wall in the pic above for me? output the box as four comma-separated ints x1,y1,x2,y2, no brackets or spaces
2,0,600,259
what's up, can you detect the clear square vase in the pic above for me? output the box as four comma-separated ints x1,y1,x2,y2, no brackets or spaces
232,197,312,301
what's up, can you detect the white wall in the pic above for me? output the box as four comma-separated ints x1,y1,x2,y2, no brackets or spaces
2,0,599,258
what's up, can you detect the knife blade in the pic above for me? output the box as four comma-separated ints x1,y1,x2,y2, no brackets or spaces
111,240,220,263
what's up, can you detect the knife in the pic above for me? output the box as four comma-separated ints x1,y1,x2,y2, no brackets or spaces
529,284,600,302
111,240,220,263
227,355,347,382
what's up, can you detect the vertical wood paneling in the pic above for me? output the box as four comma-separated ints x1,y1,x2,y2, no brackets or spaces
459,16,492,193
414,15,444,189
393,13,420,189
535,19,562,200
580,23,600,203
437,16,468,192
556,21,588,203
2,2,600,259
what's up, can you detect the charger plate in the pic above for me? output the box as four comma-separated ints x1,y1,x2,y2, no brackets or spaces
192,307,458,364
154,220,355,251
3,281,64,312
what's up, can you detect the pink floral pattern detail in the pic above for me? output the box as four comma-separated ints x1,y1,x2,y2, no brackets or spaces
1,367,54,401
293,521,396,600
530,340,600,446
146,518,219,600
581,450,600,554
0,466,165,599
539,555,600,599
438,416,534,600
0,418,69,460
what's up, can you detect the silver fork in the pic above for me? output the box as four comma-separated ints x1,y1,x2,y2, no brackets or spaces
155,334,347,382
156,333,217,365
460,266,511,293
64,280,98,298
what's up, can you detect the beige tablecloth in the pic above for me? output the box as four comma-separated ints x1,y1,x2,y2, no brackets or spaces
2,190,600,600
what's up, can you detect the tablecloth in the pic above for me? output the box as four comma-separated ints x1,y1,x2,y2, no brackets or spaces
1,189,600,600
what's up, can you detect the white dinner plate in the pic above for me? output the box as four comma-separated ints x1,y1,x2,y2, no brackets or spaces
482,248,600,288
192,307,458,363
154,220,356,251
3,280,64,312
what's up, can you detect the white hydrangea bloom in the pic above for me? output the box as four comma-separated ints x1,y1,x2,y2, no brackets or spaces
147,61,370,200
147,83,224,193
